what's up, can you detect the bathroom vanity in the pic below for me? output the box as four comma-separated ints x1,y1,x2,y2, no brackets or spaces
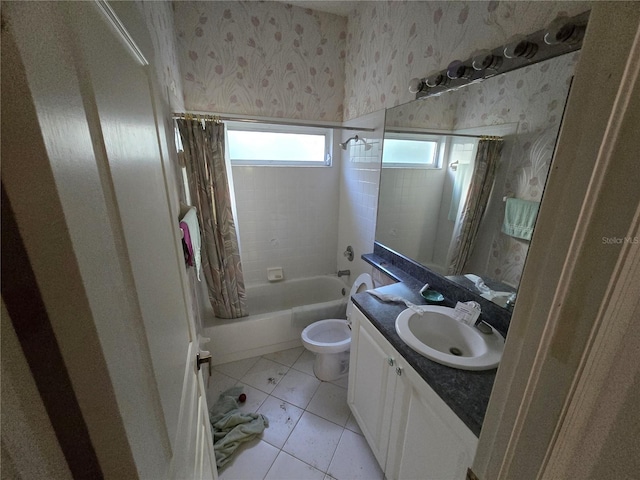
346,253,502,479
348,304,478,480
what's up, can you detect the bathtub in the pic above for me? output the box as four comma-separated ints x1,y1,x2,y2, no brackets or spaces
202,275,348,365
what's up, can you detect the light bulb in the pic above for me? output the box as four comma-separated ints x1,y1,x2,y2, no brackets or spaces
408,77,425,93
544,16,585,45
447,60,473,79
471,50,502,71
504,39,538,59
425,73,448,88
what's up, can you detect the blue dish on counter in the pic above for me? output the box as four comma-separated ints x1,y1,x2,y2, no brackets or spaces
421,289,444,303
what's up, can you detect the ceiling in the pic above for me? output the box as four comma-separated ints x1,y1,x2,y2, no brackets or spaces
280,1,363,17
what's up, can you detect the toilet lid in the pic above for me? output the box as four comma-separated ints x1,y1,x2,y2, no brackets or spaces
346,273,373,319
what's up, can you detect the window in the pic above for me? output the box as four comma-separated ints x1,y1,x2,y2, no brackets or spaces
382,133,444,168
227,122,332,166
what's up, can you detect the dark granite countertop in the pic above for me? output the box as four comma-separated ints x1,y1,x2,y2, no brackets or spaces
351,278,497,438
363,249,512,337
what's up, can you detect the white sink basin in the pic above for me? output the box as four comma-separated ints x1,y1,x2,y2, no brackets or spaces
395,306,505,370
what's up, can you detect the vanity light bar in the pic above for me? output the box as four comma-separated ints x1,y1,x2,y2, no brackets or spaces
411,10,590,99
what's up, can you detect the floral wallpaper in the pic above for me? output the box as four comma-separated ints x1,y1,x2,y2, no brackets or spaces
135,0,185,110
163,0,589,288
174,1,347,121
382,52,579,287
344,0,590,121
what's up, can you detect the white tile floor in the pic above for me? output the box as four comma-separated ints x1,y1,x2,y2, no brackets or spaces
207,347,384,480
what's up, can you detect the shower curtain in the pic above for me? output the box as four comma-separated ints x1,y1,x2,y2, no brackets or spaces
177,119,248,319
448,138,504,275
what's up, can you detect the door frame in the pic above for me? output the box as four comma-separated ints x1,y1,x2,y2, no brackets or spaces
1,2,207,478
473,4,640,478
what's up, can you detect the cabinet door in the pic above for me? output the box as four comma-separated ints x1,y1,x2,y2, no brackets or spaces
386,360,478,480
347,307,397,469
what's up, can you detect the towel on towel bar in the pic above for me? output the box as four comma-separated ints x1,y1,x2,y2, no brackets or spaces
502,198,539,241
180,207,202,280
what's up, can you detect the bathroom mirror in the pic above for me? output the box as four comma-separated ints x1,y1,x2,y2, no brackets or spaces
376,52,580,307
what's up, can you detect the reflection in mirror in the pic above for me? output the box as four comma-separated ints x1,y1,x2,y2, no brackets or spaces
376,52,579,308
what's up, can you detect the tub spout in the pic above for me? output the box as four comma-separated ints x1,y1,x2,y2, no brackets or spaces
337,270,351,277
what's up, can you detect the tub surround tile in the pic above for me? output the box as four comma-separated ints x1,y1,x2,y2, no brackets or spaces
264,451,325,480
271,368,321,409
263,347,305,368
306,382,350,427
240,358,290,394
283,412,344,472
231,164,340,285
327,429,384,480
257,396,304,449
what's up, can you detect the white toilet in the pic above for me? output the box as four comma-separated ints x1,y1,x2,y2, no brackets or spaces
301,273,373,381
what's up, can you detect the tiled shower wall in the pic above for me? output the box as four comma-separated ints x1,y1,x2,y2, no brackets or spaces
337,110,386,281
232,165,340,285
232,110,384,287
376,168,447,266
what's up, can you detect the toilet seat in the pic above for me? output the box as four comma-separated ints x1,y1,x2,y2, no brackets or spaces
301,272,373,348
301,319,350,353
346,273,374,320
300,273,373,381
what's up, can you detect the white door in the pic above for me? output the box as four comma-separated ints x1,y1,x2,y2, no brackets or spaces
3,2,216,478
171,342,217,480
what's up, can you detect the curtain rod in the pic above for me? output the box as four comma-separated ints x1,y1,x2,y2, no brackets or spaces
172,112,375,132
386,128,503,140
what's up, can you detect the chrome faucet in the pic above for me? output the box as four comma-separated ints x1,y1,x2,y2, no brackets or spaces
337,270,351,277
343,246,354,262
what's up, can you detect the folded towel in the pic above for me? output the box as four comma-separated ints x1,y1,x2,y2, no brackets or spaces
210,387,269,468
502,198,539,241
180,207,202,280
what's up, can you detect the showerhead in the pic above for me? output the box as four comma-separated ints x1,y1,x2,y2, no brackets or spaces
339,135,358,150
339,135,372,151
